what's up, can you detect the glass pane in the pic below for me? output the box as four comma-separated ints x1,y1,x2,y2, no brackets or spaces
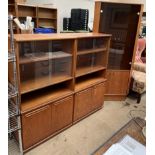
76,52,105,77
108,43,125,69
99,3,138,70
78,37,108,52
19,40,73,93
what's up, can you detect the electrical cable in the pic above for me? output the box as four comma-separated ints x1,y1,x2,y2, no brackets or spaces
128,109,146,128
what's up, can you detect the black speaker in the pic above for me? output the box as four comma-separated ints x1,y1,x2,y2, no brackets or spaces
63,18,71,31
70,9,89,31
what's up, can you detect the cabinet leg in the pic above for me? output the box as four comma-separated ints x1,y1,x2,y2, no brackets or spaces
137,93,141,103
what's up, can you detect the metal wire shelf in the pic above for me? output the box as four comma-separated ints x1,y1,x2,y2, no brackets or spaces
8,52,16,62
8,14,23,154
8,116,20,134
8,82,18,99
8,99,19,118
8,138,20,155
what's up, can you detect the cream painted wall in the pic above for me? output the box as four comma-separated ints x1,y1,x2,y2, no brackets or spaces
26,0,146,32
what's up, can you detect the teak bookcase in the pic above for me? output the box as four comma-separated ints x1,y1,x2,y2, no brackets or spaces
8,1,57,33
93,1,143,100
8,33,111,152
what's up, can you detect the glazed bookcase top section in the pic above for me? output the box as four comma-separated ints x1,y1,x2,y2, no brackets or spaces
10,33,112,42
95,1,143,5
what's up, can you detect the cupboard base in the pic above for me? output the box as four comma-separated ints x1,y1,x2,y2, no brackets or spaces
22,105,103,152
22,123,73,153
104,95,126,101
73,106,103,124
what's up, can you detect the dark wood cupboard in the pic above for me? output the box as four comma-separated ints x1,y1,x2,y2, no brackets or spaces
93,1,143,100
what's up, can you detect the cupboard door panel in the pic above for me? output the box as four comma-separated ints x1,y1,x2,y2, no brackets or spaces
51,96,73,133
22,105,51,150
92,82,105,110
74,88,92,121
105,70,130,95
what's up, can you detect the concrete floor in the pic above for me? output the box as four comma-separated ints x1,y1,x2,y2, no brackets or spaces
9,94,146,155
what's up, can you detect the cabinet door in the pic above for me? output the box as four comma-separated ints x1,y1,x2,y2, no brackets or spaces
22,105,51,150
105,70,130,95
51,96,73,133
74,88,92,121
94,2,141,70
92,83,105,110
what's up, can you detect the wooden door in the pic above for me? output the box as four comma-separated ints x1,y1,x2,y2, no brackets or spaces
92,82,105,110
51,96,73,133
22,105,51,150
74,88,92,121
105,70,130,97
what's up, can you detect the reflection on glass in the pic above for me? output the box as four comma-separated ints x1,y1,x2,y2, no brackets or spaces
76,52,105,77
19,40,73,93
78,38,107,52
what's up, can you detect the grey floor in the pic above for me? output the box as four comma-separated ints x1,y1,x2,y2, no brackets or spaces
9,94,146,155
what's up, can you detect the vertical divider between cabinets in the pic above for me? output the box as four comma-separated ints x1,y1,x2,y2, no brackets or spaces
72,39,78,122
55,9,58,33
93,2,102,33
103,37,111,78
106,37,111,66
36,6,39,28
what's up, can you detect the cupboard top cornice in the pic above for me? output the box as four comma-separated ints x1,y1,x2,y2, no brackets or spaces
9,33,111,42
95,1,143,6
17,3,57,10
16,3,36,7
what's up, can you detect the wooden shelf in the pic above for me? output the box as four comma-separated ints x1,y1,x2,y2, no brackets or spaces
19,52,72,64
77,47,107,55
18,16,36,18
21,88,73,113
12,33,111,42
38,25,56,29
76,66,106,77
75,77,106,92
17,4,36,8
38,17,57,20
21,75,73,94
8,4,58,33
8,4,15,6
37,6,57,10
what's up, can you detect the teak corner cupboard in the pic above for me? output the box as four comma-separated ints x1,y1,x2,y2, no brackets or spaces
93,1,143,100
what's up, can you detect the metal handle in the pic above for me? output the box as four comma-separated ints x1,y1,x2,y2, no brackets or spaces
53,97,72,106
25,105,49,117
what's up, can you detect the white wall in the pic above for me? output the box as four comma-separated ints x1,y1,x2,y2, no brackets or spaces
26,0,95,32
26,0,146,32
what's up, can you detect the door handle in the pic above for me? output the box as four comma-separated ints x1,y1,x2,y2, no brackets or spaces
100,10,103,13
25,105,49,117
